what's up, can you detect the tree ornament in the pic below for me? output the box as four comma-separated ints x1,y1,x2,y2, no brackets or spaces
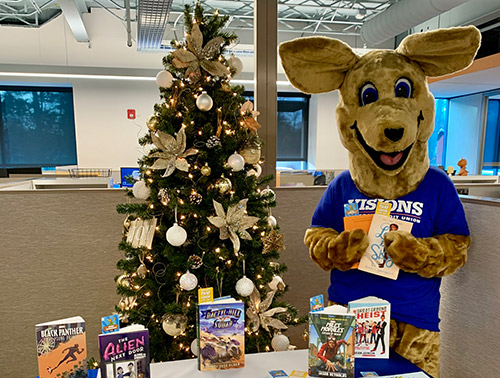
155,70,174,88
206,136,221,148
162,313,188,336
215,176,232,195
200,163,212,176
271,333,290,352
268,215,277,228
146,114,158,131
262,229,286,254
132,180,150,200
148,128,198,177
137,264,147,279
123,217,131,230
179,270,198,291
261,187,276,203
227,54,243,77
187,255,203,269
166,223,187,246
208,199,259,253
191,339,199,356
268,275,286,292
221,82,231,92
247,288,288,332
240,101,261,133
158,188,170,204
118,296,137,311
228,152,245,172
240,143,261,164
190,192,203,204
196,91,213,111
236,275,255,297
302,328,309,342
117,274,132,289
254,164,262,177
246,169,258,177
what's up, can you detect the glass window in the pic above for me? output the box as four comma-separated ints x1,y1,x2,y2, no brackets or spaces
482,98,500,175
429,98,449,168
0,85,77,168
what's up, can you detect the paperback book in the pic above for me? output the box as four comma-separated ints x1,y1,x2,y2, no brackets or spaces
308,305,355,378
348,296,391,359
36,316,87,378
98,324,150,378
197,297,245,371
357,214,413,279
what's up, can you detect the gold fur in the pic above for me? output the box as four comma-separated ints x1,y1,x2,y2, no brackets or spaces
280,26,480,376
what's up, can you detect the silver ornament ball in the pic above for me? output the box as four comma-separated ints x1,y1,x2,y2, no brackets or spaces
228,152,245,172
271,333,290,352
132,180,151,200
267,215,277,227
162,313,188,337
166,223,187,246
156,70,174,88
235,276,255,297
261,187,276,203
196,91,213,111
191,339,199,356
240,145,261,164
179,271,198,291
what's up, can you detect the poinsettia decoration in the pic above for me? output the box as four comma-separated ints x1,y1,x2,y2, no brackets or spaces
171,23,229,82
246,287,288,332
148,128,198,177
240,101,261,133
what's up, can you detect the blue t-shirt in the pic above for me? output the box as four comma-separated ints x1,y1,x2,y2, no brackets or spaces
311,166,469,332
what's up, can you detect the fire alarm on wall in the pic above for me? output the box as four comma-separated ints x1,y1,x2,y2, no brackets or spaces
127,109,136,120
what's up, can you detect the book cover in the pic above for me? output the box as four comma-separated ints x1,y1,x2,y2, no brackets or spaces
348,296,391,359
343,214,374,269
358,214,413,279
36,316,87,378
269,370,288,377
308,305,355,378
98,324,150,378
197,299,245,371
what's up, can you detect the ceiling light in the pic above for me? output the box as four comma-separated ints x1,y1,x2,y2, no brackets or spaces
355,9,367,20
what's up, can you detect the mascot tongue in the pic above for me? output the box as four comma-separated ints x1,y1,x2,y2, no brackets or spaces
380,152,403,166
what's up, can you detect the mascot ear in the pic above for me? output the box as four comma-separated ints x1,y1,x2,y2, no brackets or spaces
279,37,359,94
396,25,481,77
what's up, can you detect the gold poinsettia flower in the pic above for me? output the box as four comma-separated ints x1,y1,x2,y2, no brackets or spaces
207,199,259,253
148,128,198,177
171,23,229,82
246,287,288,332
240,101,261,133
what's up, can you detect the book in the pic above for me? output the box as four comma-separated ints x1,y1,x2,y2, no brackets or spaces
98,324,150,378
36,316,87,378
357,214,413,279
290,371,308,378
348,296,391,359
101,314,120,334
269,370,288,377
308,305,355,378
343,214,374,269
377,373,429,378
197,297,245,371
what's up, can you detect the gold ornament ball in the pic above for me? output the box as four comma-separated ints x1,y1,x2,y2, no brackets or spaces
221,82,231,92
162,313,188,337
215,177,232,194
240,145,261,165
137,264,147,279
200,164,211,176
146,114,158,131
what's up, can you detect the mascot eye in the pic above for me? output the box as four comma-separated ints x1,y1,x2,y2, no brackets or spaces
395,78,413,98
359,83,378,106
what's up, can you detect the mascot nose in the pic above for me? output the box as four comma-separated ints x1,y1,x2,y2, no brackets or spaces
384,127,404,142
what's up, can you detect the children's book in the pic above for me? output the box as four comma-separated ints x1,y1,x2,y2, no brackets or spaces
36,316,87,378
308,305,355,378
269,370,288,377
289,371,308,378
358,214,413,279
348,296,391,359
98,324,150,378
343,214,374,269
197,297,245,371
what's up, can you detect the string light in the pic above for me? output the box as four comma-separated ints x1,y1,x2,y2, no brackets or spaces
149,204,154,209
177,272,182,277
180,215,186,220
215,247,220,253
145,291,152,297
146,170,151,175
257,274,262,279
147,178,153,183
179,199,185,204
207,226,212,232
265,346,270,351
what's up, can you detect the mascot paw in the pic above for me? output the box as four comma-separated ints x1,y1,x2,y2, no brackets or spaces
305,227,368,271
384,231,429,273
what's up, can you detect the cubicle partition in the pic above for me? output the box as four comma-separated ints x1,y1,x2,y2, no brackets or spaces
0,187,497,377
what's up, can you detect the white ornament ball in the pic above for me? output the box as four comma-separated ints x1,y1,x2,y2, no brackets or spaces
196,91,213,111
271,334,290,352
166,223,187,246
156,70,174,88
132,180,150,200
261,187,276,203
228,152,245,172
267,215,277,227
190,339,199,356
235,276,255,297
179,271,198,291
162,313,188,336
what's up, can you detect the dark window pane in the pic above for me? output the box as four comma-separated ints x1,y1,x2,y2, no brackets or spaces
0,86,77,168
482,99,500,175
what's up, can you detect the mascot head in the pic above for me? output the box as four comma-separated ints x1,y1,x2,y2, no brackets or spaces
279,26,480,199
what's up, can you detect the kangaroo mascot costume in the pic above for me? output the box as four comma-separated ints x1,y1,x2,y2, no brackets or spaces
279,26,480,377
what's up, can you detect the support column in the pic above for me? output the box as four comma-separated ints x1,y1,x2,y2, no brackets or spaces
254,0,278,184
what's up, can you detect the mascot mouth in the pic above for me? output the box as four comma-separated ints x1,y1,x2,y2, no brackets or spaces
350,122,414,171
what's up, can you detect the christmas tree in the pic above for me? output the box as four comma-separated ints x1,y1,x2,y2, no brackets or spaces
115,2,304,362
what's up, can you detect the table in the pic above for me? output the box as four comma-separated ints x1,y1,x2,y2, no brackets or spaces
93,349,427,378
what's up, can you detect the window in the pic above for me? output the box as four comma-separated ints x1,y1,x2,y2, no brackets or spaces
0,85,77,169
482,97,500,175
429,98,449,168
243,92,309,170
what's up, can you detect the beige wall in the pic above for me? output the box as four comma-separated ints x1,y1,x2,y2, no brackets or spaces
0,188,498,377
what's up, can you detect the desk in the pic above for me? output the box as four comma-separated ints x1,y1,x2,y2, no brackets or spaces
93,349,427,378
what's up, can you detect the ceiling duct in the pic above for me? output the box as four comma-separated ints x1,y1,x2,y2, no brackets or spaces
137,0,173,51
360,0,469,46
